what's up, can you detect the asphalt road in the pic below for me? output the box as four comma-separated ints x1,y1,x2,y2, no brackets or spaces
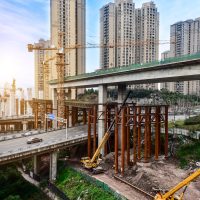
0,125,88,158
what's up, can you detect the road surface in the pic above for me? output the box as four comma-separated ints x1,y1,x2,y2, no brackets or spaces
0,125,88,158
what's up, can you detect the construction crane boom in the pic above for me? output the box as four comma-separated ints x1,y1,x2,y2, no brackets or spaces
81,90,132,169
155,168,200,200
28,40,173,52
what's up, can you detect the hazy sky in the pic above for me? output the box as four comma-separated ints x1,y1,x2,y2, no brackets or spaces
0,0,200,89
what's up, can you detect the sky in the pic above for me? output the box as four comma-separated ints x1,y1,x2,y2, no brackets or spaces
0,0,200,89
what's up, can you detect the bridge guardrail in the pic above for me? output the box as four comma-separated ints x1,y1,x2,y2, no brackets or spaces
159,127,200,140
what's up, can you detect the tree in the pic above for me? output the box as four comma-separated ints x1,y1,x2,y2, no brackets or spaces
4,195,21,200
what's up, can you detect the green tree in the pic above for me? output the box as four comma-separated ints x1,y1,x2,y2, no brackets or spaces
4,195,22,200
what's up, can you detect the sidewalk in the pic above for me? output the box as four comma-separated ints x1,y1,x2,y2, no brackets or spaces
93,174,150,200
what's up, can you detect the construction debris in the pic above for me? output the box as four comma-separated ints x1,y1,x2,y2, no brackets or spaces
100,152,200,199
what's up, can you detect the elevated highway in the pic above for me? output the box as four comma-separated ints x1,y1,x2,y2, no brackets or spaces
50,54,200,88
0,125,89,165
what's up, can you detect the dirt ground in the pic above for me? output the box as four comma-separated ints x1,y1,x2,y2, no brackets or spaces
100,152,200,199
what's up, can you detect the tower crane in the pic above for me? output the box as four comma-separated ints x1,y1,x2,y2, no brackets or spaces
28,39,67,126
42,54,57,100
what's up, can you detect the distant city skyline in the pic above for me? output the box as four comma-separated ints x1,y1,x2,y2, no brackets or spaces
0,0,200,88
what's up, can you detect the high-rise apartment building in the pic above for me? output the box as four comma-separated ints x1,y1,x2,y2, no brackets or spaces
50,0,86,98
34,39,51,99
100,0,135,69
135,1,159,90
100,1,159,68
136,2,159,64
100,3,116,69
161,18,200,95
115,0,135,67
135,8,142,64
100,1,159,90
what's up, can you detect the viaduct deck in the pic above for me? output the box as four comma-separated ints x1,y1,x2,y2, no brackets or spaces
0,125,89,165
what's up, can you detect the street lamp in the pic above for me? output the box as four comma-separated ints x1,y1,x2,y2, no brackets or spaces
65,120,68,139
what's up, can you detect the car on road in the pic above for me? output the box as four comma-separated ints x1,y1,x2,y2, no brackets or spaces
27,137,43,144
24,132,32,136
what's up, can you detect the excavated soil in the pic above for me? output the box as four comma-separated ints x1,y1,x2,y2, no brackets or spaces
100,152,200,199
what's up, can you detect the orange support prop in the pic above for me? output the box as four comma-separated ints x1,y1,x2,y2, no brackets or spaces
137,106,141,160
165,106,169,159
148,107,152,158
133,106,137,164
104,105,108,155
88,109,91,158
144,107,149,162
121,107,125,176
155,106,159,160
115,106,119,174
93,106,97,154
158,106,161,155
126,107,130,166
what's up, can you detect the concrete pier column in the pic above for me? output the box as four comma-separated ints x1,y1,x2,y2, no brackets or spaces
52,89,58,129
118,84,126,104
22,121,28,131
33,155,40,175
49,151,57,181
98,85,107,156
117,84,126,148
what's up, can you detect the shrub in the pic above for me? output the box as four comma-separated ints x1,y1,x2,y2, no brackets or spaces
184,115,200,125
4,195,21,200
176,141,200,168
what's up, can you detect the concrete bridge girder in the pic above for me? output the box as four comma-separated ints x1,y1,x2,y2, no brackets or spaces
50,60,200,89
